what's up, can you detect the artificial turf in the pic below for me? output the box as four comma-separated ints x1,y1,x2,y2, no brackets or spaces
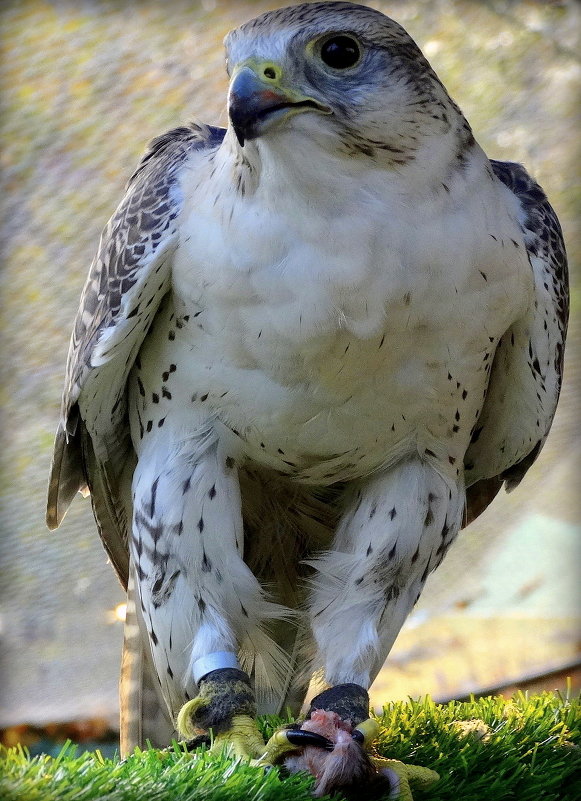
1,693,579,801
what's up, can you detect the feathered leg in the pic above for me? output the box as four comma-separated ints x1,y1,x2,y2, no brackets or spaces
282,457,461,796
309,456,464,687
129,428,290,754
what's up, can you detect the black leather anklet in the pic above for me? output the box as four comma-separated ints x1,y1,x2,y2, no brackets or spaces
307,683,370,726
185,667,256,735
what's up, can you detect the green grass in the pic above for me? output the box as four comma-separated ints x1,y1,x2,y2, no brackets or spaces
1,694,579,801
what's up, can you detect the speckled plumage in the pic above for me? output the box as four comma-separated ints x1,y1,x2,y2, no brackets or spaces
47,2,568,753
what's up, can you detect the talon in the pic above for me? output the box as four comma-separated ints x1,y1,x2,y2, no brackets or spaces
184,734,211,751
285,729,335,751
254,726,334,767
374,757,440,800
176,667,265,760
176,696,207,740
254,729,298,766
282,685,439,799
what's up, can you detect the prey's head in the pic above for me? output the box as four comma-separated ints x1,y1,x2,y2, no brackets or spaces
224,2,461,163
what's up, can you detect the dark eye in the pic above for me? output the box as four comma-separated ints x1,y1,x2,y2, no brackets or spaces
320,36,361,70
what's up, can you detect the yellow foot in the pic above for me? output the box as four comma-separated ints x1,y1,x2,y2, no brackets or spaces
209,713,265,759
373,757,440,800
260,712,439,800
355,718,440,800
352,718,440,800
255,717,379,766
176,668,265,760
253,725,335,766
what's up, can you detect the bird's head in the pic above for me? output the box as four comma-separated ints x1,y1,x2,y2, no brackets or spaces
224,2,464,166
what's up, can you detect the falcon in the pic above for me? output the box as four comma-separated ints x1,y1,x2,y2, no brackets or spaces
47,2,568,795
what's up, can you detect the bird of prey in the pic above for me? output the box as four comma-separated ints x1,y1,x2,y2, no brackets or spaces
47,1,568,795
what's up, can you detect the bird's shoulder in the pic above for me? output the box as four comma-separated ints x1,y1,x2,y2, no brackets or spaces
489,159,568,324
128,122,225,187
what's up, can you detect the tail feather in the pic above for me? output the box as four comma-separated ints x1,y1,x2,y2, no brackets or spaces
46,421,87,530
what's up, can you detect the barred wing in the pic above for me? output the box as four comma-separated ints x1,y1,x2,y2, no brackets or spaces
47,123,225,584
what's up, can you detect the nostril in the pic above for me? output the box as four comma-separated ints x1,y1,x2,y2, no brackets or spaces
263,66,276,80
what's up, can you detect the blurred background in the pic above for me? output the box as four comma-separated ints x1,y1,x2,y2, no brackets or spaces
0,0,579,757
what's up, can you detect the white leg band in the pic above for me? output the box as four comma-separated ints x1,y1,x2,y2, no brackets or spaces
192,651,240,684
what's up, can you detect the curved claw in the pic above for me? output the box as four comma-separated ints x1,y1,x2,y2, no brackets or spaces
176,696,206,740
255,718,377,767
175,669,263,760
285,729,335,751
254,727,334,766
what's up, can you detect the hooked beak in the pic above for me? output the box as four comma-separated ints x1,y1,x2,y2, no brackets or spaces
228,63,331,146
